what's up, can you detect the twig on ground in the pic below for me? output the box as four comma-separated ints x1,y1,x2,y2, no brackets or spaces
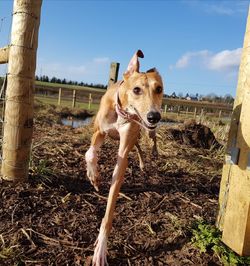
119,192,132,201
20,228,36,248
152,195,168,212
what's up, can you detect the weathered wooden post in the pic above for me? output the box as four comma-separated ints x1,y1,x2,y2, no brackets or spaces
88,93,92,110
72,89,76,108
200,108,204,121
57,87,62,106
1,0,42,181
185,107,189,118
218,110,222,120
108,62,119,88
164,105,167,114
217,7,250,256
177,105,180,117
194,107,197,119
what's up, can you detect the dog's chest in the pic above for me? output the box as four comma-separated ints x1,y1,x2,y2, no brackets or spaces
107,128,120,140
102,116,130,140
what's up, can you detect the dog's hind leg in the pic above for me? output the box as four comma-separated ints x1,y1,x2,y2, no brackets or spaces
85,130,105,191
135,142,144,171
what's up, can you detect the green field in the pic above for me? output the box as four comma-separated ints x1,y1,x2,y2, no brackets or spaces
35,95,100,112
35,81,233,120
35,81,106,94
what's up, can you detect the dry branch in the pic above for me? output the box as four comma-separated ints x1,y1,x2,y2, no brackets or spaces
0,46,9,64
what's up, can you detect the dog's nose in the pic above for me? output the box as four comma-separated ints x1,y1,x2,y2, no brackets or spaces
147,111,161,124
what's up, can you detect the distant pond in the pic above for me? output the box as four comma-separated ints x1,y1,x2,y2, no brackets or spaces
61,117,93,128
61,117,181,129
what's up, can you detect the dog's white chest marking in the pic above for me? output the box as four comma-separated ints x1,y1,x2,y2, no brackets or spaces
101,116,130,140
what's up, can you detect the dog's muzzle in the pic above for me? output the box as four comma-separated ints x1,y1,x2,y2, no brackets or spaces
147,111,161,124
116,89,161,131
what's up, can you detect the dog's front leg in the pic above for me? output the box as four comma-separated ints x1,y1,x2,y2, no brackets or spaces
85,129,105,191
92,125,139,266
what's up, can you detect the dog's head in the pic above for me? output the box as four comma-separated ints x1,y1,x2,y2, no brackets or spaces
120,50,164,129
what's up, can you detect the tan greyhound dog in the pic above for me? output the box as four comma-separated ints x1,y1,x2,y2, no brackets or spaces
85,50,163,265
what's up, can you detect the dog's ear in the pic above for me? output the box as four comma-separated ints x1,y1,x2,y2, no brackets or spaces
146,68,159,74
124,50,144,78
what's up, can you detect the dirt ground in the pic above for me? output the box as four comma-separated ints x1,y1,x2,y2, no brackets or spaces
0,103,225,265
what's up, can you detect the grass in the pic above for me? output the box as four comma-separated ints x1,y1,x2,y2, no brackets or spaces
161,111,231,127
35,81,106,93
192,220,250,265
35,95,100,112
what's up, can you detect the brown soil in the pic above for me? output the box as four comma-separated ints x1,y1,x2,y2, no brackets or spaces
166,120,222,149
0,104,224,266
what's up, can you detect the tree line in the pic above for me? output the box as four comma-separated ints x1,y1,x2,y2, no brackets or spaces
167,91,234,105
35,75,107,90
0,76,234,104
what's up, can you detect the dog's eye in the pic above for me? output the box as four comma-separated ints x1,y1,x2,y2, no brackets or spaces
155,86,163,94
133,87,142,95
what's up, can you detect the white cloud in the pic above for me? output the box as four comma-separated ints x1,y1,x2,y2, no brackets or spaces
208,48,242,71
37,62,87,78
93,57,109,63
206,4,234,15
175,54,189,68
36,57,111,83
171,48,242,72
183,0,248,16
174,50,209,69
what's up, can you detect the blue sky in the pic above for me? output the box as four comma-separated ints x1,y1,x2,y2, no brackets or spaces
0,0,249,97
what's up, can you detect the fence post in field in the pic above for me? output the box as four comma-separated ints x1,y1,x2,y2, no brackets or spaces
88,93,92,110
58,87,62,106
164,105,167,114
108,62,120,88
217,7,250,256
72,89,76,108
1,0,42,181
177,105,180,117
198,108,203,123
194,107,197,119
201,108,204,118
218,110,222,120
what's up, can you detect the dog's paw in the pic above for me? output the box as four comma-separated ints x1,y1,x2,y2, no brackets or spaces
86,163,100,191
92,228,108,266
152,147,158,159
85,147,100,191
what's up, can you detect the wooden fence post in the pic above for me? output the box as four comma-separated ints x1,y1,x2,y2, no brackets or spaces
58,87,62,106
88,93,92,110
108,62,119,88
218,110,222,120
164,105,167,114
217,7,250,256
201,108,204,117
194,107,197,119
72,89,76,108
1,0,42,181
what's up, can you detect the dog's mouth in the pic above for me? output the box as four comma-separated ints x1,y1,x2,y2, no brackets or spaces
141,120,158,130
118,103,160,131
127,106,159,130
